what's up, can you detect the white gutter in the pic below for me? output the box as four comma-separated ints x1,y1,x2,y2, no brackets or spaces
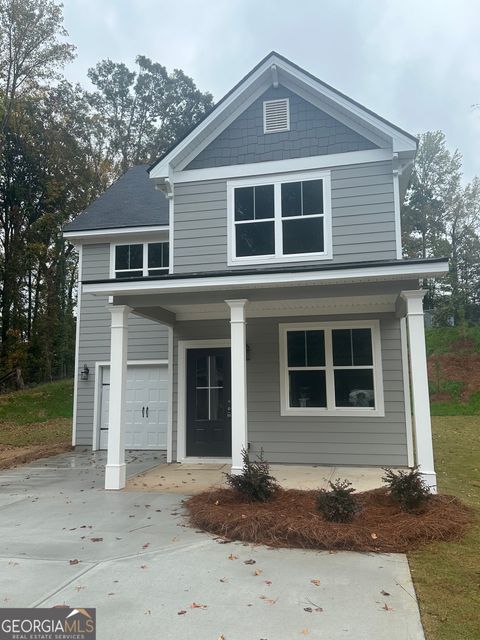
64,225,169,242
83,261,449,297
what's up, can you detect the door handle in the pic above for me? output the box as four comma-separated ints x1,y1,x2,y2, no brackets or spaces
146,406,149,418
142,406,145,418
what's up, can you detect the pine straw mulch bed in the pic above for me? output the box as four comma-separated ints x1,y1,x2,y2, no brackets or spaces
186,487,474,552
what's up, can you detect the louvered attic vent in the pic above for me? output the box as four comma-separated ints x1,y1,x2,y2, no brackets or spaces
263,98,290,133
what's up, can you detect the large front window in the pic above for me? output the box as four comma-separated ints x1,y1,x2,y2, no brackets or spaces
228,171,331,265
280,321,384,416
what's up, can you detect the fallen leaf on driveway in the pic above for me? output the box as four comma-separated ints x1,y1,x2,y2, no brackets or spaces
90,538,103,543
228,554,238,561
244,559,256,565
219,577,228,583
253,569,262,576
142,543,150,549
140,565,148,570
382,602,394,611
381,590,391,596
300,629,309,635
371,533,378,540
144,610,151,615
177,610,187,616
218,635,226,640
74,586,85,592
259,596,278,605
264,580,272,586
107,593,115,596
310,579,321,586
69,559,79,565
190,602,207,609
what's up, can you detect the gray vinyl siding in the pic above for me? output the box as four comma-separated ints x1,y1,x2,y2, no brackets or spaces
185,85,378,170
75,243,169,447
173,160,397,273
172,313,408,467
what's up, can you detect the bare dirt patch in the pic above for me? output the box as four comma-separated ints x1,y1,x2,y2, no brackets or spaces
428,340,480,402
0,442,72,470
186,487,473,553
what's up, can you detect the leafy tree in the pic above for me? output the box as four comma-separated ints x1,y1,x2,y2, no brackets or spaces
402,131,480,324
0,0,75,137
87,55,214,173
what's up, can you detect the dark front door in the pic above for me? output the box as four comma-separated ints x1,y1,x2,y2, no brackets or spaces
186,347,231,457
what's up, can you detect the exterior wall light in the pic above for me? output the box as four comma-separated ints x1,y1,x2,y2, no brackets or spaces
80,364,90,381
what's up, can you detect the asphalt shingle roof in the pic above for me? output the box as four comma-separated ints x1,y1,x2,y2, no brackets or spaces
64,165,169,233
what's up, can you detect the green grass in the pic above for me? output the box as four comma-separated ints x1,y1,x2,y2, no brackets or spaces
0,379,73,446
426,325,480,356
431,391,480,416
408,416,480,640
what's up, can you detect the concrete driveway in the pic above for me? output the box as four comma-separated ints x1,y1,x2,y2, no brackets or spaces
0,451,425,640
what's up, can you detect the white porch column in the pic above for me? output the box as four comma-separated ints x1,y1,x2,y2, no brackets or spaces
401,290,436,492
105,304,131,490
225,299,248,474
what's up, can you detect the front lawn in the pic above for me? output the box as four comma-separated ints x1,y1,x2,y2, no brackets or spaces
0,380,73,467
408,416,480,640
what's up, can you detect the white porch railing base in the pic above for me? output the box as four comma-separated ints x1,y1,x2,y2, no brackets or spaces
105,463,126,490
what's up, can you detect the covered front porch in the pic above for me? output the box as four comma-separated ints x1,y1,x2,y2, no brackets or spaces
83,260,446,492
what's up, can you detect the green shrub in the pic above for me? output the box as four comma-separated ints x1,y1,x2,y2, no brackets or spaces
316,479,360,523
225,448,278,502
382,466,432,511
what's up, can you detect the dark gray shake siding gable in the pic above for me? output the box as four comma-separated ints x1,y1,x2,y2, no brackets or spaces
75,243,169,447
185,86,378,170
173,161,397,272
172,314,408,466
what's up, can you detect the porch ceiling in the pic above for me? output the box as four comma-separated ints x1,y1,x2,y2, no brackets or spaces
114,279,418,323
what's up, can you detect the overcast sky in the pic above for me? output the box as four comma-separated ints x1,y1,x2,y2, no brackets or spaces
62,0,480,181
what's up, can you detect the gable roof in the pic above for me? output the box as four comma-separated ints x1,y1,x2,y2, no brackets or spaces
64,165,169,234
149,51,417,179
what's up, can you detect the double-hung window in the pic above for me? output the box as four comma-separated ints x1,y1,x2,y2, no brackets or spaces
280,321,384,416
228,171,331,265
113,241,169,278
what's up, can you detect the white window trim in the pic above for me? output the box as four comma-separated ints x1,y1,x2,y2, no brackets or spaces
110,239,169,278
279,320,385,417
263,98,290,134
227,169,332,266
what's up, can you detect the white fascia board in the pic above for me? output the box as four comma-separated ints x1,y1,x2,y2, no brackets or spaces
149,53,416,180
64,225,169,243
83,260,449,297
149,59,274,179
276,57,417,153
174,149,393,184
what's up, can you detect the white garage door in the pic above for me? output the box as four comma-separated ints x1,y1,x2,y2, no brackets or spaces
99,364,168,450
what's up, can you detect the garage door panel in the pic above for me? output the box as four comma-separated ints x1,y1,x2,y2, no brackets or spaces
99,364,168,450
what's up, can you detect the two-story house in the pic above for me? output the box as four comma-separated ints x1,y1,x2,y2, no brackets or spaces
64,53,448,491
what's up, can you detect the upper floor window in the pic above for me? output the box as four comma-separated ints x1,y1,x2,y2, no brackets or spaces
114,241,169,278
227,171,331,266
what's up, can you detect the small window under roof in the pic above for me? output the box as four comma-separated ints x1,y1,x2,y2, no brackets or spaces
263,98,290,133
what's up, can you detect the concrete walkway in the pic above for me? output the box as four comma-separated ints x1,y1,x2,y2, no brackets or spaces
127,461,395,493
0,451,425,640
